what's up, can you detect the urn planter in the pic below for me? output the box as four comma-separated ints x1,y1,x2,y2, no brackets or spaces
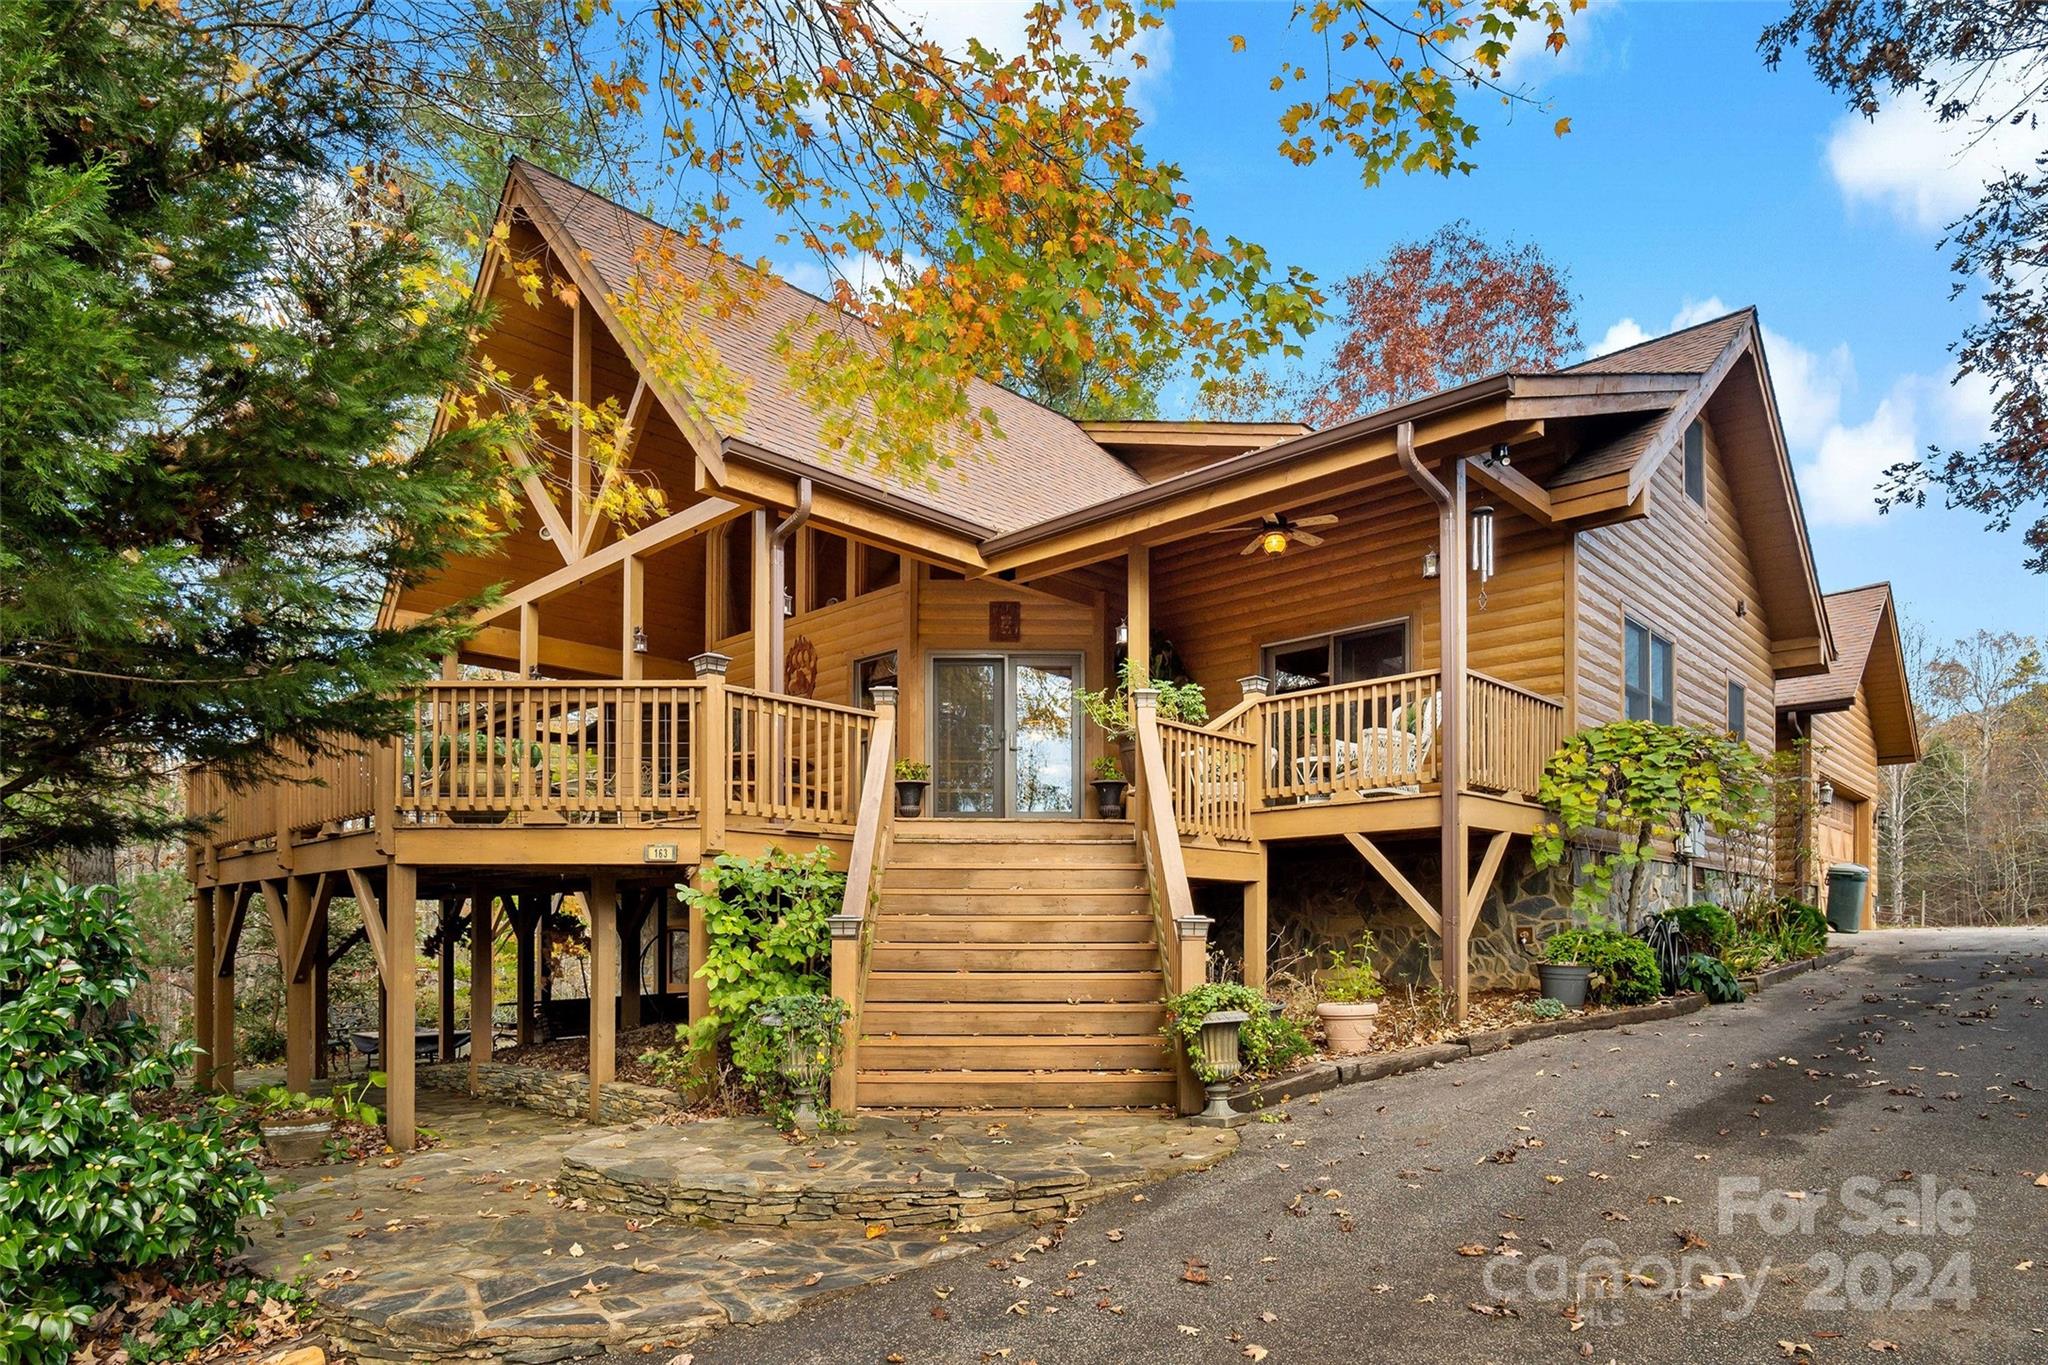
1191,1009,1249,1126
894,779,928,818
1090,778,1129,820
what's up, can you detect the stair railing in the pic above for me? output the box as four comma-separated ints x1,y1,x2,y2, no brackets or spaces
829,685,897,1113
1132,688,1212,1115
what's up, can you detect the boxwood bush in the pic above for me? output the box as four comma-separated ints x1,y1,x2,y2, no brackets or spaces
0,876,270,1361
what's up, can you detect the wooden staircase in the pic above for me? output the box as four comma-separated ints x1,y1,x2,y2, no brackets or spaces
856,819,1176,1109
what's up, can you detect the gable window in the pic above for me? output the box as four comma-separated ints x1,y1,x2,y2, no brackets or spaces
1624,617,1674,724
1682,420,1706,507
857,542,901,593
806,530,849,610
1261,621,1408,694
1727,680,1747,742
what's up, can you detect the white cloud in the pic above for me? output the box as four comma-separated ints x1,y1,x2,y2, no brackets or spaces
780,249,929,304
1825,75,2037,232
1497,0,1619,84
1759,325,1853,451
1591,317,1649,356
886,1,1173,116
1801,388,1917,526
1670,295,1730,330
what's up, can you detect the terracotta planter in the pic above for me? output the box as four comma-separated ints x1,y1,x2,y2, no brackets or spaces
894,779,928,818
1538,963,1590,1009
1090,778,1128,820
1316,1000,1380,1055
260,1114,334,1166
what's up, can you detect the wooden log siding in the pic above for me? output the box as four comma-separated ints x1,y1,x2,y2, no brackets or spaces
725,689,875,830
1465,672,1566,800
397,681,706,820
1257,670,1443,803
1156,719,1256,842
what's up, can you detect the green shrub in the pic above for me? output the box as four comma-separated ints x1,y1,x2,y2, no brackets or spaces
1317,938,1384,1004
641,849,842,1108
1514,996,1568,1020
1541,923,1662,1005
0,877,271,1362
1730,895,1827,966
1678,953,1747,1004
1660,904,1739,955
123,1275,308,1363
1162,983,1312,1082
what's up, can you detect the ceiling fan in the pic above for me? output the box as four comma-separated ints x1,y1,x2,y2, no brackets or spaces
1208,511,1341,557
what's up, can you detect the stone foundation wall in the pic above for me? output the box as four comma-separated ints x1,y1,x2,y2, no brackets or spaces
418,1061,683,1124
1262,839,1772,992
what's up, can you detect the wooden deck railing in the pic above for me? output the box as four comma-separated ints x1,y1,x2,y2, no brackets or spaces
1156,718,1258,843
1258,669,1445,803
187,675,883,854
830,687,898,1113
398,681,707,820
1465,672,1566,800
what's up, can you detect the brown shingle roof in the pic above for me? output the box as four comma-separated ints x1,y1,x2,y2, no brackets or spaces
1567,308,1756,376
514,162,1146,536
1777,584,1893,710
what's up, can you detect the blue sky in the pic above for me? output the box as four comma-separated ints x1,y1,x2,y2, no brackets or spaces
714,1,2047,645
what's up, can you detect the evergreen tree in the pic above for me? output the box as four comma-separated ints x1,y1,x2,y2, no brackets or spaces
0,0,516,863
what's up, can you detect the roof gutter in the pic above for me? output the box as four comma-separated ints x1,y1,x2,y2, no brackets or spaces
983,372,1520,555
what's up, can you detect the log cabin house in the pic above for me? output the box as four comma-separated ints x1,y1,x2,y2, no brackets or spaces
184,162,1918,1143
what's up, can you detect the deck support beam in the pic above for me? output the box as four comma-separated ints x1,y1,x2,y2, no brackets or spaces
438,898,460,1063
470,886,494,1093
283,876,316,1092
512,893,539,1047
1342,833,1442,936
587,875,619,1121
383,864,419,1150
210,886,245,1093
192,886,218,1090
1125,546,1150,685
1241,859,1269,990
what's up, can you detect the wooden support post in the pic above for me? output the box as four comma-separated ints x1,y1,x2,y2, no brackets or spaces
693,652,730,852
828,912,861,1112
619,888,644,1032
384,864,419,1150
211,889,238,1093
438,899,459,1063
284,876,315,1093
620,553,645,681
192,886,217,1090
469,886,494,1094
1242,859,1269,991
1126,545,1151,685
513,893,537,1048
312,892,331,1081
518,603,540,677
687,861,714,1085
587,875,618,1121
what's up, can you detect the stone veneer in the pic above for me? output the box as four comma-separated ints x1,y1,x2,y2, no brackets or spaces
417,1060,683,1125
557,1114,1233,1231
1266,841,1770,991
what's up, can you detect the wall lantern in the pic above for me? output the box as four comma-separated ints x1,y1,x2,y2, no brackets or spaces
632,625,649,655
1421,548,1440,580
528,665,543,680
1115,618,1129,646
1815,777,1835,808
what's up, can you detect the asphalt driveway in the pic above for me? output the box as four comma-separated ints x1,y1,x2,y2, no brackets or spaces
659,928,2046,1365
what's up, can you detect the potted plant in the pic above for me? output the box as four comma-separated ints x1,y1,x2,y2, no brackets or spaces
1314,939,1384,1053
1537,928,1594,1009
893,759,930,817
1163,982,1311,1127
248,1089,337,1165
1078,658,1209,780
755,993,847,1132
1089,754,1129,819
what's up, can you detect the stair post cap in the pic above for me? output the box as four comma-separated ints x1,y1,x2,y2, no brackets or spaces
827,913,864,939
1130,687,1159,710
691,651,732,677
1174,914,1213,941
868,684,899,709
1236,674,1272,697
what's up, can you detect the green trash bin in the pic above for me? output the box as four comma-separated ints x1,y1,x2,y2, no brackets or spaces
1825,863,1869,933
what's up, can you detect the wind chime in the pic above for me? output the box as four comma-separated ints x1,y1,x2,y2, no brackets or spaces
1470,502,1496,610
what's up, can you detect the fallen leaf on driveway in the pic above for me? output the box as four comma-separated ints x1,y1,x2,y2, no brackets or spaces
1177,1324,1200,1336
1243,1346,1269,1361
567,1243,585,1258
1867,1341,1901,1353
1778,1342,1815,1359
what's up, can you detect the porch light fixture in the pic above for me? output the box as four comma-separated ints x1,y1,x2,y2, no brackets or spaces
1816,777,1835,808
1259,528,1290,556
1486,441,1512,468
1115,618,1128,646
1421,548,1440,580
527,665,543,680
631,625,649,655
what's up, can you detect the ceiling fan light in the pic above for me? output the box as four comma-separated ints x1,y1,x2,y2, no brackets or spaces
1260,529,1290,556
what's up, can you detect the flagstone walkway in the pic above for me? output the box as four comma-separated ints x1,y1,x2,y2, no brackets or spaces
247,1090,1236,1362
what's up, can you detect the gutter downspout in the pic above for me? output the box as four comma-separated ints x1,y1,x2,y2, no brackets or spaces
767,478,813,694
1398,421,1469,1022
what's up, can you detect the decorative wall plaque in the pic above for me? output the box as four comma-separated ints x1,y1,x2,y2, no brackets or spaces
989,600,1022,642
783,634,819,697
